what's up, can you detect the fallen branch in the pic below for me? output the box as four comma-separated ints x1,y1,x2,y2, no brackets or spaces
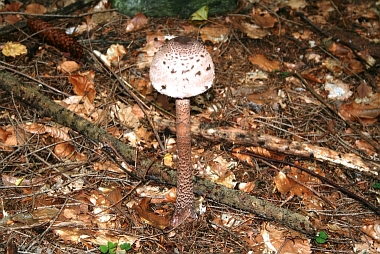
153,116,379,177
0,70,316,235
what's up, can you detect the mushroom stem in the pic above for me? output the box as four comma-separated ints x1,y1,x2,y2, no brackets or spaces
171,98,197,227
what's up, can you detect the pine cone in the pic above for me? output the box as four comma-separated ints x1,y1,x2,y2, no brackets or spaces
27,19,84,60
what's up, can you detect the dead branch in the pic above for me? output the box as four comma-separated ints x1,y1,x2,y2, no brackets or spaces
0,70,316,235
153,116,379,177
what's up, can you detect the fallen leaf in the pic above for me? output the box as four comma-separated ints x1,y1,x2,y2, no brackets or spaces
110,101,140,129
54,142,75,159
69,71,96,103
0,127,11,142
251,9,277,28
126,12,148,33
57,61,80,73
24,3,46,14
248,54,280,71
2,42,27,57
190,5,209,21
200,25,229,44
133,197,171,229
339,93,380,124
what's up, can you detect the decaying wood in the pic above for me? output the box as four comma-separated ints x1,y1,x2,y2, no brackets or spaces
153,116,380,177
0,70,315,235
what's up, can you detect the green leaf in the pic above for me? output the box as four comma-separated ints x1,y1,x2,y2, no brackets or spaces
99,245,109,253
108,242,118,249
120,242,132,251
318,231,328,239
315,230,328,244
190,5,209,21
373,182,380,189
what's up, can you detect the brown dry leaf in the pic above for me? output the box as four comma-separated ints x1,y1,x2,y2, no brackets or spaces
339,93,380,124
136,31,166,68
132,103,145,119
274,165,324,209
126,12,148,33
302,73,323,84
90,187,123,211
54,142,75,159
69,71,96,103
110,101,140,129
232,148,254,166
226,16,269,39
31,207,59,221
251,9,277,28
135,185,177,203
246,87,281,106
94,161,130,174
23,122,71,141
322,58,344,72
5,2,22,11
288,0,307,9
355,140,376,156
211,213,244,229
56,95,102,122
255,222,311,253
133,197,171,229
248,54,281,72
200,25,229,44
54,228,93,243
0,127,11,142
24,3,46,14
2,42,27,57
0,126,27,148
361,222,380,243
198,156,236,189
326,42,353,58
93,44,127,67
246,146,286,161
57,61,80,73
354,235,380,253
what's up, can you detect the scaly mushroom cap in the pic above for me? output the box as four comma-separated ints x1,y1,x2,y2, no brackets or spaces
150,36,215,99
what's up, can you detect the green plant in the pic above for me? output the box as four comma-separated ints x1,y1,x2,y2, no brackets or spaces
315,230,328,244
100,242,118,254
99,241,131,254
373,182,380,189
120,243,132,251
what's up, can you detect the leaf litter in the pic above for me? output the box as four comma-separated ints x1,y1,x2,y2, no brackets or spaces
0,0,380,253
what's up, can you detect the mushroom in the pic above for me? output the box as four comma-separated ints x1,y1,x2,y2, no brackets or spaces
150,36,215,227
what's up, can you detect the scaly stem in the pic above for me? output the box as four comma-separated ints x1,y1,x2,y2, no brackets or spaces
171,98,197,227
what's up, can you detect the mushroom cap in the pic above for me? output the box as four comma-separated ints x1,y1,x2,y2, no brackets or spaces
149,36,215,99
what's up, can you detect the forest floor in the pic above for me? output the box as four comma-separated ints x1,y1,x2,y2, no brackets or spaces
0,0,380,253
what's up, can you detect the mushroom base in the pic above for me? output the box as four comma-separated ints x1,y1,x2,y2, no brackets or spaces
171,98,197,228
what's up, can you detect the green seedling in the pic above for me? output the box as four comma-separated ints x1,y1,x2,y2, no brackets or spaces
315,230,328,244
99,241,131,254
120,243,132,251
100,241,118,254
373,182,380,189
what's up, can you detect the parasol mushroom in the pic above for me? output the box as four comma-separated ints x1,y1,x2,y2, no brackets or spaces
150,36,215,227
